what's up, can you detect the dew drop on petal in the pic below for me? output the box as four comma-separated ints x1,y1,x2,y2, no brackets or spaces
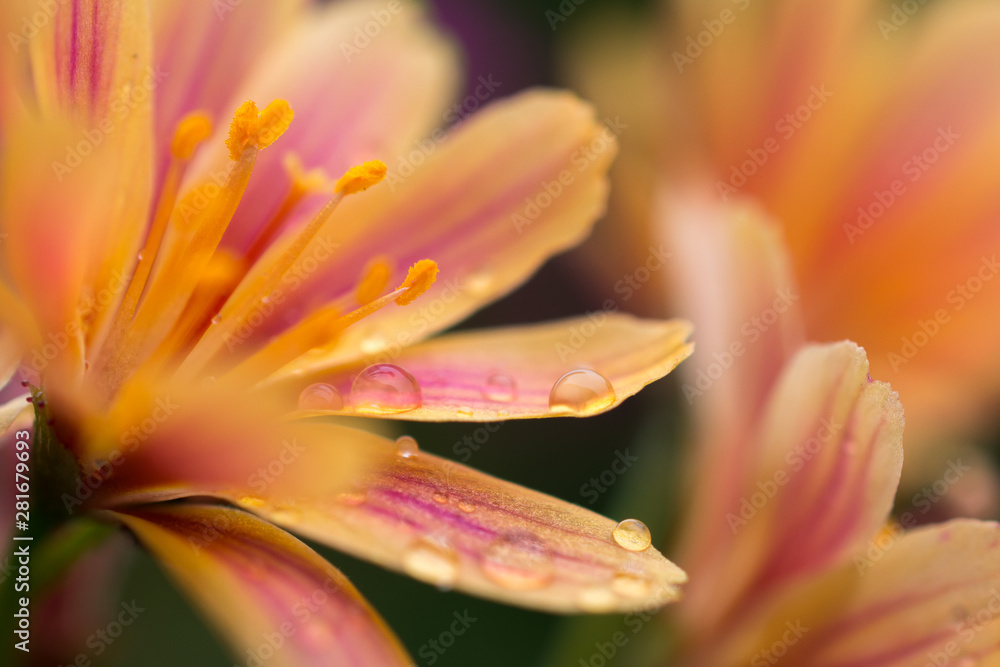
396,435,419,458
298,383,344,411
210,313,222,325
432,491,449,504
457,500,475,513
576,586,618,613
403,537,459,589
482,373,517,403
548,369,615,415
613,519,652,552
481,532,553,591
350,364,421,414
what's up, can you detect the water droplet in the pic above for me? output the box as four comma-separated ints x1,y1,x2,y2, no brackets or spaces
612,566,653,599
457,500,475,513
137,251,145,261
239,495,268,509
482,532,553,591
482,373,517,402
210,313,222,325
360,332,388,355
612,519,652,552
270,506,303,523
432,491,449,504
260,294,271,304
456,408,474,417
548,369,615,415
576,586,618,613
396,435,419,458
298,383,344,411
350,364,421,414
336,490,367,506
403,537,459,589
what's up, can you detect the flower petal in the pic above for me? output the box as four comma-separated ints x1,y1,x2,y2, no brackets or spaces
112,504,411,667
279,314,692,421
231,446,688,614
678,342,904,641
248,90,618,376
709,520,1000,666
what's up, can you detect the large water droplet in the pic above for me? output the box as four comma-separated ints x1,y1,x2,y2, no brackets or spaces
396,435,419,458
548,369,616,415
403,537,459,589
350,364,421,414
482,532,553,591
576,586,618,613
482,373,517,403
298,383,344,411
612,519,652,552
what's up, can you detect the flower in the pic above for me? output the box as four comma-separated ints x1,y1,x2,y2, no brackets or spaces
563,0,1000,457
645,202,1000,666
0,0,693,663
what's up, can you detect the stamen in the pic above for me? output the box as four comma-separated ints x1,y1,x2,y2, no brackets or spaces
179,159,389,378
227,305,343,384
356,257,393,306
171,113,213,160
101,101,292,395
395,259,439,305
334,160,387,195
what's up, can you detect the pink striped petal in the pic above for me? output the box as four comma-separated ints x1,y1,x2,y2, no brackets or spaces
678,342,904,642
280,315,692,421
113,504,411,667
230,446,688,614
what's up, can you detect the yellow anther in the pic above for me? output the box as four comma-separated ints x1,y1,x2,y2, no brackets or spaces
171,112,213,160
334,160,387,195
395,259,438,306
356,257,393,306
225,99,294,160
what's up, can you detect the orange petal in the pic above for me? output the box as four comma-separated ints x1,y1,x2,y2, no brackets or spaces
279,315,692,421
230,446,688,614
112,504,412,667
706,520,1000,666
250,90,619,373
678,342,904,642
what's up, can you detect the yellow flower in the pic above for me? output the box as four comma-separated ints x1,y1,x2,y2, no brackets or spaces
0,0,693,663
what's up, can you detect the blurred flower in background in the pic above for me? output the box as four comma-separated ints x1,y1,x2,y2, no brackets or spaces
0,0,697,664
563,0,1000,493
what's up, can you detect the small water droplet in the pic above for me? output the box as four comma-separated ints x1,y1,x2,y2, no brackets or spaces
298,383,344,411
613,519,652,552
432,491,449,504
396,435,419,458
260,294,271,304
482,532,553,591
350,364,421,414
457,408,474,417
548,369,615,415
336,490,367,506
457,500,475,513
482,373,516,402
210,313,222,325
612,566,653,598
137,251,145,261
403,537,459,589
360,332,388,355
576,586,618,613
